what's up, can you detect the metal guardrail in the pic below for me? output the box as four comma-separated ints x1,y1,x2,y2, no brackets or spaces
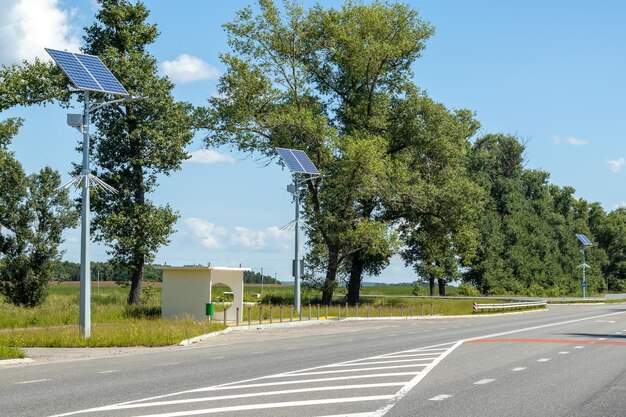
472,301,547,313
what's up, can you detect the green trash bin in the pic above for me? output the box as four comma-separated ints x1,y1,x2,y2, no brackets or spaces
206,302,215,318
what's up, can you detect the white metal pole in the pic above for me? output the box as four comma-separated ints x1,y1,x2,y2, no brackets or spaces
582,249,587,299
79,91,91,338
294,176,301,313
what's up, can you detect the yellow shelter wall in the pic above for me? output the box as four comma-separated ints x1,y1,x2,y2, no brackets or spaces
162,270,211,320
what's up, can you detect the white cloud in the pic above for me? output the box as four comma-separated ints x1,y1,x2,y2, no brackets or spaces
614,201,626,209
160,54,220,83
185,218,226,249
607,157,625,173
186,149,235,165
185,219,291,251
551,135,588,146
0,0,80,64
230,226,291,250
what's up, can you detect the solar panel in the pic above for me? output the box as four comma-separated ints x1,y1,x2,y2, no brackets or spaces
576,234,592,246
46,48,128,96
291,150,320,175
276,148,320,175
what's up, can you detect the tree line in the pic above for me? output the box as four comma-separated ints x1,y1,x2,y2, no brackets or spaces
1,0,625,308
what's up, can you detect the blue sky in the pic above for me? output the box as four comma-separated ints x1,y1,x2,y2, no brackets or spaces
1,0,625,283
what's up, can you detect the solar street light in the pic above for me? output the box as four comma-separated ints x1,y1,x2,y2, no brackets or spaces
276,148,321,312
47,48,136,338
576,234,593,298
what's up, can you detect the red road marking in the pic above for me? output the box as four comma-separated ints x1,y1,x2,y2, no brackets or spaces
468,338,626,346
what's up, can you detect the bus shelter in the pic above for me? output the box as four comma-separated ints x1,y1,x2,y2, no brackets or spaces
161,266,247,322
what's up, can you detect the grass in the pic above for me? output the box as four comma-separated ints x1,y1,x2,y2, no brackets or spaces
0,321,226,348
0,345,25,360
0,285,226,357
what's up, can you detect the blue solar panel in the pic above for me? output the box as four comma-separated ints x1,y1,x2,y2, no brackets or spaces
46,48,128,96
576,234,592,246
276,148,320,175
75,54,128,95
292,150,320,175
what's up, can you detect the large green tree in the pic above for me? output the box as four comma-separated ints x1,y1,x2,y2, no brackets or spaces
387,91,482,296
82,0,194,304
464,134,607,296
204,0,436,304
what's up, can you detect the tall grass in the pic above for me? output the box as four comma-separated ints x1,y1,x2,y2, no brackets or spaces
0,285,225,352
0,345,25,360
0,321,225,348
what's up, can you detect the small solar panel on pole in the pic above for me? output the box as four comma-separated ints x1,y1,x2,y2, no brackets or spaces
47,48,132,338
575,233,593,299
276,148,321,312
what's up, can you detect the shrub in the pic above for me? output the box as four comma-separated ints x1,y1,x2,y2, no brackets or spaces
457,283,481,297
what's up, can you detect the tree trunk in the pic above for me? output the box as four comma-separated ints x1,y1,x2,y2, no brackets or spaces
438,277,446,296
128,256,144,305
429,277,435,296
347,252,365,305
127,108,145,306
321,247,340,305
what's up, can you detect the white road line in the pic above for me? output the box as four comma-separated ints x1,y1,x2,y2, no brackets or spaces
474,379,495,385
558,351,570,355
512,367,527,372
371,341,463,417
598,338,607,341
314,413,374,417
97,370,119,374
429,394,452,401
326,358,438,367
574,346,585,349
468,311,625,342
190,373,419,393
537,358,550,362
17,379,51,384
129,396,396,417
79,384,405,412
379,353,443,358
281,364,429,377
595,320,616,323
160,363,179,366
411,348,448,352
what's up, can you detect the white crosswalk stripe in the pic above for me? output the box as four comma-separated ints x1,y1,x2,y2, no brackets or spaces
50,342,462,417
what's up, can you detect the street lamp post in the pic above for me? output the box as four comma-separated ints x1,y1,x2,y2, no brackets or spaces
66,94,144,338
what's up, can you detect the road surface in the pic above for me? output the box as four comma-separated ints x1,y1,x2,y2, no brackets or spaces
1,304,625,416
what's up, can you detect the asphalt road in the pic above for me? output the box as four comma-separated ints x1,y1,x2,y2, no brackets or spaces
1,304,625,417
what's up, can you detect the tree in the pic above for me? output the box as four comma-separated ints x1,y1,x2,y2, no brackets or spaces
82,0,194,304
594,208,626,291
387,92,482,296
464,134,608,296
203,0,435,304
0,122,76,306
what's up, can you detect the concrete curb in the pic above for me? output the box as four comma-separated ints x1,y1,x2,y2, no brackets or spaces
0,358,34,367
178,327,234,346
231,319,333,331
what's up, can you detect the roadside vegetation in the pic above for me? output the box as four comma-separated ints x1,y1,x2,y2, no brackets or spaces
0,285,225,359
0,283,556,360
